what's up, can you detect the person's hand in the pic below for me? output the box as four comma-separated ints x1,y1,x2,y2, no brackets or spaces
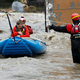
17,35,20,37
49,24,55,30
18,31,23,35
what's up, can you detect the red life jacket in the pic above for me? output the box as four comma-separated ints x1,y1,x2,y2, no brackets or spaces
66,24,80,38
70,24,80,34
15,26,26,35
25,25,33,34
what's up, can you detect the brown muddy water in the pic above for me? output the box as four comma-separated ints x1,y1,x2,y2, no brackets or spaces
0,13,80,80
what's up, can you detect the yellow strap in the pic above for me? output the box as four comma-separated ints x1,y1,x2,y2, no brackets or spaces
72,15,80,19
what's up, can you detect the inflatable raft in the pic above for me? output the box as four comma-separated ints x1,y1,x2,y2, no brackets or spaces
0,37,46,57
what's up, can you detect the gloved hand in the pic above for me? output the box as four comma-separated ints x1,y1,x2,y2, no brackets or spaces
48,24,55,30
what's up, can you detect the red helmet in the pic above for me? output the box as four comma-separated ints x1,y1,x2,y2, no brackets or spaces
71,13,80,20
19,16,26,23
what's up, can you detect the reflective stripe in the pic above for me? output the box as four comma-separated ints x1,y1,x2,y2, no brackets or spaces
75,36,80,38
72,15,80,19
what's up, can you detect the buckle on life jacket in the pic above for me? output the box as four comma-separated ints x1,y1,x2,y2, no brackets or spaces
71,34,80,38
75,36,80,38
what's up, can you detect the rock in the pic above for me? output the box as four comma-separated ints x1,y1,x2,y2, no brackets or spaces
12,1,23,12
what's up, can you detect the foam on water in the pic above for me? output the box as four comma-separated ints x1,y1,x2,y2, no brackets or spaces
0,12,80,80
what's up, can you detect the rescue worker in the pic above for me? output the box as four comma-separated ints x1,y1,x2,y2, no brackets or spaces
11,20,30,37
49,13,80,63
19,16,33,35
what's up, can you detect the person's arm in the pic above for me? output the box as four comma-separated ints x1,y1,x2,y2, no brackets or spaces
11,27,18,37
49,24,68,33
54,25,67,32
20,27,30,37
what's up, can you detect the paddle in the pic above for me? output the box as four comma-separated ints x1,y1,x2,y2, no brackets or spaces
6,12,15,41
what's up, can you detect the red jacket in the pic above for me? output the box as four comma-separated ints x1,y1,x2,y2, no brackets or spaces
53,24,80,34
51,24,80,38
25,25,33,34
11,26,30,37
66,24,80,34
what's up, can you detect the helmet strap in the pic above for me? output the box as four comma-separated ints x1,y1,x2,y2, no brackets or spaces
72,20,79,25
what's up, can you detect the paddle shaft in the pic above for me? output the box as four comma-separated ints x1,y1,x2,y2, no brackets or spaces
6,13,15,39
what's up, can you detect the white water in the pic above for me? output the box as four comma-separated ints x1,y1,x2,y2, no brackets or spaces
0,13,80,80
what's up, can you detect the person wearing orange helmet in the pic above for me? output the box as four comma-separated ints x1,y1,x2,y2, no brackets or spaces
19,16,33,35
49,13,80,63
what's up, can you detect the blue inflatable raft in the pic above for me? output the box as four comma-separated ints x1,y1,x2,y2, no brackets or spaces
0,37,46,57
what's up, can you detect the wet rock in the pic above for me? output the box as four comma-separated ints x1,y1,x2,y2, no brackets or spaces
0,30,4,33
12,1,23,12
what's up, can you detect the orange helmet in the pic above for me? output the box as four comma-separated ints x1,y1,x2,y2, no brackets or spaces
19,16,26,23
71,13,80,20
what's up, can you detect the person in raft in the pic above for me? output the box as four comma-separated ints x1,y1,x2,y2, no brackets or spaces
49,13,80,64
11,20,30,37
19,16,33,35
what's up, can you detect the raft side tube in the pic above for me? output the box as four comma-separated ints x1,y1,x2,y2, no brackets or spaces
2,37,33,57
0,39,8,54
23,39,46,54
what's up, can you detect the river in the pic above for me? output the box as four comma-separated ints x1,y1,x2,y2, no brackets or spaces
0,13,80,80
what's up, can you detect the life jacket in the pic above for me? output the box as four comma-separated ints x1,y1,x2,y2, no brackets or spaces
25,25,33,34
15,26,26,35
71,24,80,34
70,23,80,38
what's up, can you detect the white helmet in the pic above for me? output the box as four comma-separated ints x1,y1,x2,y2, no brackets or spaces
19,16,26,23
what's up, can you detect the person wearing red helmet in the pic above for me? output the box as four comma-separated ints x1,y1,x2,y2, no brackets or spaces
49,13,80,63
71,13,80,20
19,16,33,35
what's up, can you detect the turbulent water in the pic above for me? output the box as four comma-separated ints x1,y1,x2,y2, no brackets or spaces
0,13,80,80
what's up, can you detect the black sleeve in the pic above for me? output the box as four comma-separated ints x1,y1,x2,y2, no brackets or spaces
53,25,67,33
